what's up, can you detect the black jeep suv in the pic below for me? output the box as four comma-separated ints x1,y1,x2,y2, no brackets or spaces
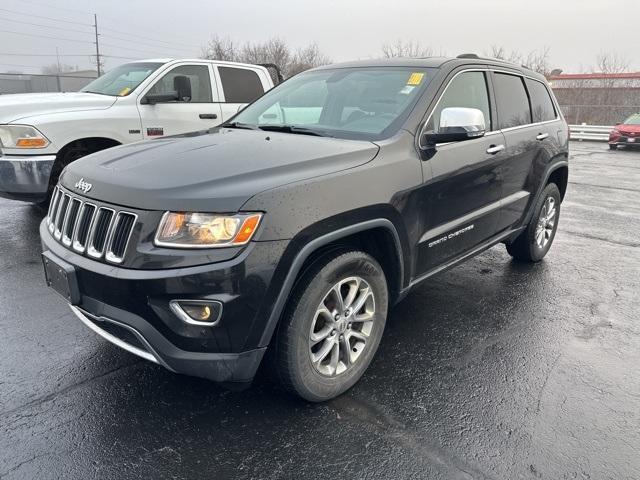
40,56,569,401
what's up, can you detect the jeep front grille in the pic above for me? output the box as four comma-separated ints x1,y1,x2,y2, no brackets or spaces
46,186,137,264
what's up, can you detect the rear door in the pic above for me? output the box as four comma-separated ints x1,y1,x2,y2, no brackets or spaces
213,65,268,122
492,72,558,230
415,70,506,275
137,63,222,138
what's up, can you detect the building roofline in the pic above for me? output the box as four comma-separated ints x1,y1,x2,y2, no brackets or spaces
549,72,640,80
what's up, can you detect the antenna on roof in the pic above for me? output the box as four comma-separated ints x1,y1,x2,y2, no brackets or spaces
457,53,479,59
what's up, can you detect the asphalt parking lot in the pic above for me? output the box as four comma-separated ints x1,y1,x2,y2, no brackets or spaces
1,141,639,480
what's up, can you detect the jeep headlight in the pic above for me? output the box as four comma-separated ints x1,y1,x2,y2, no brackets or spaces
0,124,50,149
155,212,262,248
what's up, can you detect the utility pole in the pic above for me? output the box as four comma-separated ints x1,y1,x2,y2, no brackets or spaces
93,13,101,76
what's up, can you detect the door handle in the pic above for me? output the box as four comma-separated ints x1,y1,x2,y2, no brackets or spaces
486,144,505,154
536,132,549,140
199,113,218,119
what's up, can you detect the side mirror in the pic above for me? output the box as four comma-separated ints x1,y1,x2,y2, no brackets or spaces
421,107,486,147
141,92,179,105
615,122,622,126
140,75,192,105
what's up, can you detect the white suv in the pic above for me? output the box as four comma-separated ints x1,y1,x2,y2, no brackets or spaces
0,59,275,203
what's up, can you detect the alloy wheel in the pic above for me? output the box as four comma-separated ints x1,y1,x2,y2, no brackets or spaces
308,276,375,377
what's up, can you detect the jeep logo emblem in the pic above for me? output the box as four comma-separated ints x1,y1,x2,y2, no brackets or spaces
74,178,92,194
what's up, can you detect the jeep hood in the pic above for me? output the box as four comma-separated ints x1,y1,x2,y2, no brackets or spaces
59,129,379,212
0,92,117,123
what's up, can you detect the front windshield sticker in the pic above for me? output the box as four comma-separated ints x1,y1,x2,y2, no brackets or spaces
407,72,425,86
118,87,131,96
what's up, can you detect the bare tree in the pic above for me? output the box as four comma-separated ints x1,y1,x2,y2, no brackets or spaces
488,45,551,76
595,52,629,75
288,43,331,77
381,39,434,58
201,36,331,79
201,35,240,62
41,63,76,75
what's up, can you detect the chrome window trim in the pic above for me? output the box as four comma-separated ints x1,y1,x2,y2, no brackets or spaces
418,67,561,149
105,212,138,264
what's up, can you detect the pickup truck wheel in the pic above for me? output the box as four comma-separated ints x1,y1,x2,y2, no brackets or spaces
36,145,90,208
273,250,388,402
506,183,561,262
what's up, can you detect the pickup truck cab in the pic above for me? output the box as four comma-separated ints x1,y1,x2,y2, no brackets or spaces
0,59,274,203
40,56,569,401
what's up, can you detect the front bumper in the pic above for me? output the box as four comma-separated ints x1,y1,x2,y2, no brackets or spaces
40,220,288,384
0,153,56,201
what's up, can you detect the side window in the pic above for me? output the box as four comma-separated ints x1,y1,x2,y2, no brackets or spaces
493,73,532,129
525,78,556,123
147,65,212,102
218,67,264,103
426,71,491,132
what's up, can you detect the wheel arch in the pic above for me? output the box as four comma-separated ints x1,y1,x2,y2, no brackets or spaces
257,218,406,349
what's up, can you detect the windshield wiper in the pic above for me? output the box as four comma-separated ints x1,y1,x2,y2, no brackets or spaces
257,125,333,137
221,121,259,130
81,90,114,96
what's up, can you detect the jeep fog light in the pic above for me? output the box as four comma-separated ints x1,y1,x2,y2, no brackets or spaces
170,300,222,326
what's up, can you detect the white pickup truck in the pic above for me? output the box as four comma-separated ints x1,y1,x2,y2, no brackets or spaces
0,58,276,203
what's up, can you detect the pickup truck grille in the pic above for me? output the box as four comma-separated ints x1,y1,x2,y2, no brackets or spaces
46,186,137,264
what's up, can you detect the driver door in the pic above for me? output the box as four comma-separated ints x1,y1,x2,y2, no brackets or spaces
137,63,222,138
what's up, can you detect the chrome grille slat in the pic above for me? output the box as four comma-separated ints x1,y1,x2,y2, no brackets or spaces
105,212,137,264
54,194,70,239
46,188,136,264
87,207,115,258
62,198,82,246
73,203,96,253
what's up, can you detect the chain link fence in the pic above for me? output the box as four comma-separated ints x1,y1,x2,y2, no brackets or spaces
0,72,96,95
558,105,640,126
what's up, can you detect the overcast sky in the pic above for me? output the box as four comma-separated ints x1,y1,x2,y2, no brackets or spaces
0,0,637,75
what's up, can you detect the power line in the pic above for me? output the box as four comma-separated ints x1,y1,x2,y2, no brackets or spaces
0,28,94,44
101,32,197,53
0,52,94,57
99,42,182,57
0,16,94,35
99,26,202,50
0,7,92,26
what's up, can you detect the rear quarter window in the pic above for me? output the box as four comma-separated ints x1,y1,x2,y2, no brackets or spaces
218,67,265,103
525,78,557,123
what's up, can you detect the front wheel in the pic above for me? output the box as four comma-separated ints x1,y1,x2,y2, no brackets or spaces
609,144,618,150
272,250,388,401
506,183,561,262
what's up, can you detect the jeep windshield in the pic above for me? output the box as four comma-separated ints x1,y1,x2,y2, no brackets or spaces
228,66,437,141
81,62,163,97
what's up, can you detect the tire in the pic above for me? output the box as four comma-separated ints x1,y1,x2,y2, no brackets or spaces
506,183,561,262
609,144,618,150
272,250,388,402
34,144,90,208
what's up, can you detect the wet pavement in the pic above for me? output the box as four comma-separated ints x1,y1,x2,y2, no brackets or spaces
1,141,639,479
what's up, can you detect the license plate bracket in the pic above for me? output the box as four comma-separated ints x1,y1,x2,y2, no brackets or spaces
42,251,81,305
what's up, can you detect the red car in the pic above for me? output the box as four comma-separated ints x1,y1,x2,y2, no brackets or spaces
609,113,640,149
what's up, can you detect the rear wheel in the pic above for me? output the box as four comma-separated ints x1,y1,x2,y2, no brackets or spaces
506,183,561,262
272,250,388,401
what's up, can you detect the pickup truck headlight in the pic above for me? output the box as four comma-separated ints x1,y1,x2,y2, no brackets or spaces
0,125,50,149
155,212,262,248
